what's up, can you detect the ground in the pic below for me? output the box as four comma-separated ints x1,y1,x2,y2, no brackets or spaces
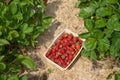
26,0,116,80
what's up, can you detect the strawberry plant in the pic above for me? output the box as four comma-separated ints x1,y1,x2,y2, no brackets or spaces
106,70,120,80
45,32,83,69
0,0,52,80
76,0,120,60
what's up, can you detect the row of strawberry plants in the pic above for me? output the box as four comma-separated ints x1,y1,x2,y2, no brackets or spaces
0,0,51,80
76,0,120,80
76,0,120,60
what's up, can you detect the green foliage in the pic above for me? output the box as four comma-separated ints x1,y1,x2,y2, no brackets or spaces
0,0,51,79
106,70,120,80
77,0,120,60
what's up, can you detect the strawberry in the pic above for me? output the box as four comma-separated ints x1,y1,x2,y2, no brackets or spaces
43,0,48,3
76,43,81,50
59,35,64,40
66,50,71,54
73,53,77,57
64,53,68,57
68,34,73,40
19,69,25,75
68,54,73,60
62,63,67,68
63,39,68,43
78,39,83,43
71,44,75,49
54,54,59,59
73,37,79,43
68,59,72,63
55,58,59,63
46,50,51,57
63,33,68,38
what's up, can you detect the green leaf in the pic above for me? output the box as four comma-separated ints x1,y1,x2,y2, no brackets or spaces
104,29,114,38
81,50,90,57
42,17,52,29
81,50,97,60
10,2,17,15
106,15,119,30
106,73,113,80
104,0,118,4
115,74,120,80
79,7,95,18
75,1,82,7
84,19,94,32
0,31,2,36
79,32,91,39
48,68,53,73
0,39,9,46
21,23,33,34
17,55,36,70
1,6,8,17
0,75,7,80
111,31,120,57
0,62,6,70
91,29,104,39
98,38,110,51
21,56,36,70
15,12,23,20
20,75,27,80
89,1,99,9
7,30,19,40
95,18,106,28
17,54,36,70
0,55,4,61
83,38,97,50
24,27,33,34
90,50,97,60
8,75,19,80
96,6,113,17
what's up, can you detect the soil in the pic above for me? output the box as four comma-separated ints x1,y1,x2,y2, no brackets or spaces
26,0,117,80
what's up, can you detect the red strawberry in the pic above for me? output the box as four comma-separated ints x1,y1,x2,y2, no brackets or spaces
64,53,68,57
63,33,68,38
60,58,64,64
63,39,68,43
52,49,56,53
68,34,73,40
60,40,64,44
19,69,25,75
71,44,75,49
78,39,83,43
68,59,72,63
66,50,71,54
68,55,73,60
76,43,81,50
73,53,77,57
62,63,67,68
54,54,59,59
59,45,63,48
55,58,59,63
46,50,51,57
55,46,59,51
43,0,48,3
59,35,64,40
73,37,79,43
60,49,65,54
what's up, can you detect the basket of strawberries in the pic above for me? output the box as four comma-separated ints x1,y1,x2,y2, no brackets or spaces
44,29,85,70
